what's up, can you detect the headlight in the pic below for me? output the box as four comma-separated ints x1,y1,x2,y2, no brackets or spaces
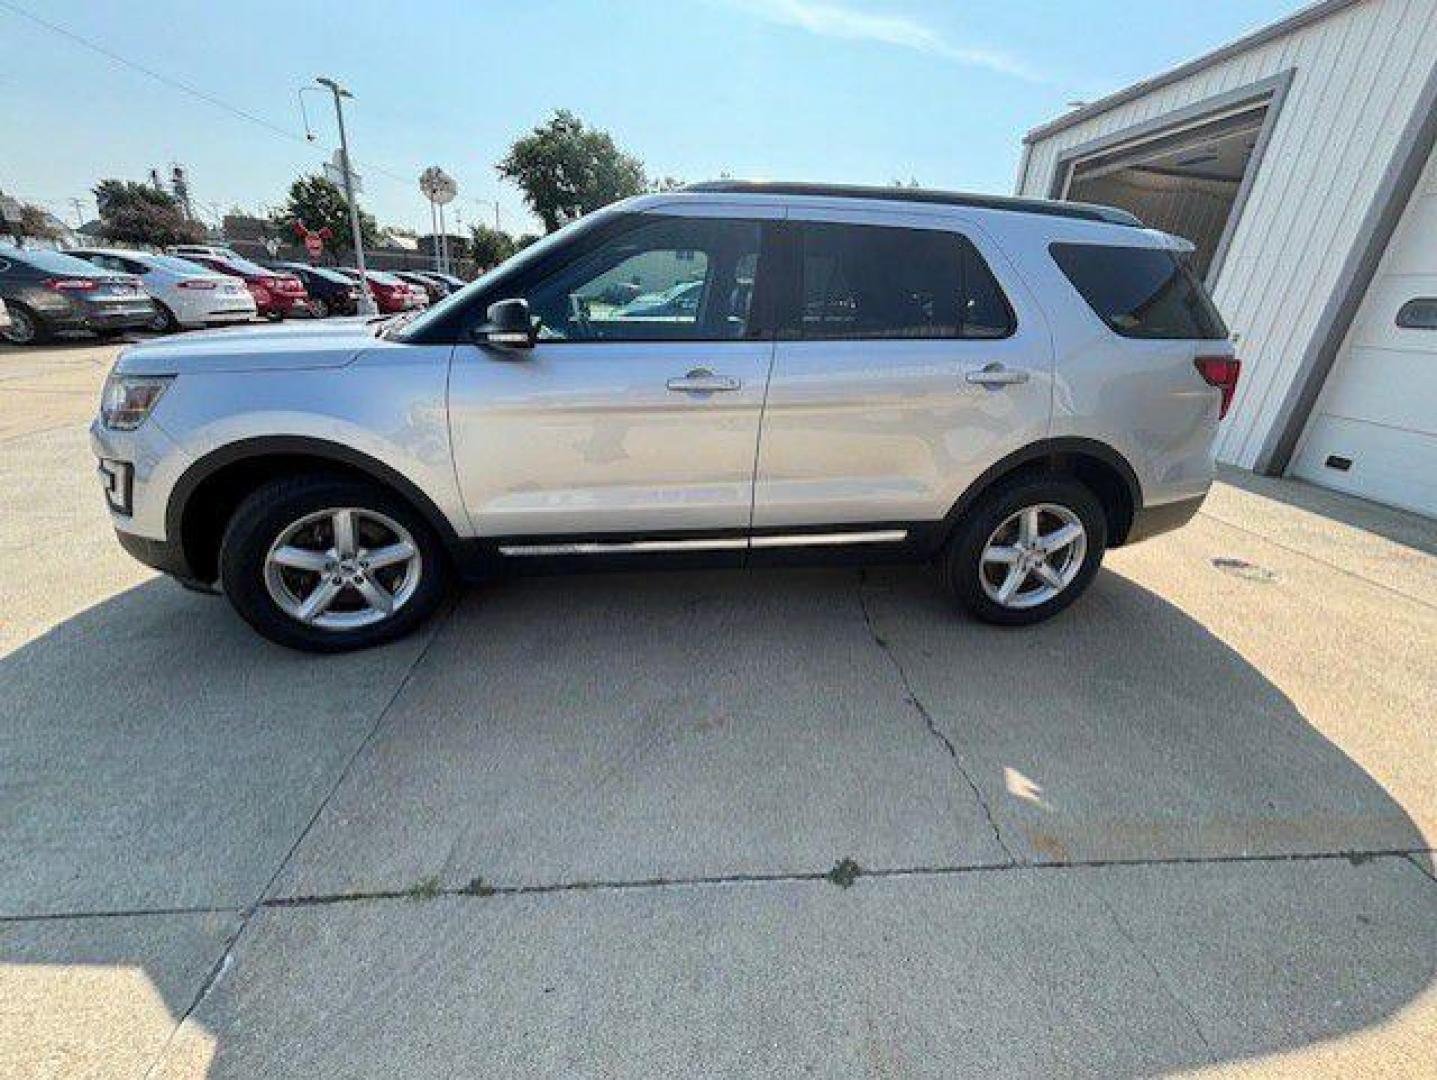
101,374,173,431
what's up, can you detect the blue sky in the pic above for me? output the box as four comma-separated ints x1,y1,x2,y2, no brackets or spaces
2,0,1306,236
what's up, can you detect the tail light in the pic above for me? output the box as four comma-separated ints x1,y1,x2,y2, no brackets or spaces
178,279,218,290
1195,356,1242,419
46,278,98,291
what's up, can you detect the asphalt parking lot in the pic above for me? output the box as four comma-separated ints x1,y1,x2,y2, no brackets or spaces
1,339,1434,1078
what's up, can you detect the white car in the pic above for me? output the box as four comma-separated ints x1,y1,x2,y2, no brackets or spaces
0,297,9,334
70,249,257,331
91,182,1238,651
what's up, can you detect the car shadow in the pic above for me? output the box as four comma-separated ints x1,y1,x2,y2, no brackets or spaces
0,565,1431,1076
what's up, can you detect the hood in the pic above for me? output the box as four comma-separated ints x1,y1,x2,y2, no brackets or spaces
113,318,397,376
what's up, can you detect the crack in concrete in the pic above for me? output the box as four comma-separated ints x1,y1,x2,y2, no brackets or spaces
1405,853,1437,885
139,599,456,1080
855,570,1017,865
1086,883,1217,1061
5,848,1430,923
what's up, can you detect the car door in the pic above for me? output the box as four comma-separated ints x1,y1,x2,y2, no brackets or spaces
752,209,1053,536
447,206,781,543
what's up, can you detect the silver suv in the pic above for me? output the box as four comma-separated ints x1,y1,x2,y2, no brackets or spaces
91,183,1239,652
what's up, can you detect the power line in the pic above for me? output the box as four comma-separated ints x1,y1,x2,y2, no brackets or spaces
0,1,514,221
0,0,312,146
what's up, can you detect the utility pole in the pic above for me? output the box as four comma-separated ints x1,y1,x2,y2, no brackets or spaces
317,76,377,315
68,197,86,228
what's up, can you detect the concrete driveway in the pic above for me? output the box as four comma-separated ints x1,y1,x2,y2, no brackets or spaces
1,341,1434,1078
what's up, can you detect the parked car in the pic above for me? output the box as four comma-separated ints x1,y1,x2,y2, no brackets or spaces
332,267,427,313
1,246,156,345
616,278,705,319
0,297,9,334
421,270,467,292
271,262,364,318
182,254,308,321
91,182,1238,652
70,248,256,331
393,270,447,304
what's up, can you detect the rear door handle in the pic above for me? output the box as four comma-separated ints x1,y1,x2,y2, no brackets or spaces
667,368,742,393
965,363,1030,387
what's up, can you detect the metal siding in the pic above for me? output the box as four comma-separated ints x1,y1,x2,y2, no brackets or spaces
1019,0,1437,467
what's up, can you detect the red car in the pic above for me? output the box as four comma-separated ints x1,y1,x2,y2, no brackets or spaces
186,254,308,321
335,267,428,314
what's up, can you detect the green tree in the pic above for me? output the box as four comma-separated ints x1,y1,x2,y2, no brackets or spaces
272,174,379,252
468,223,515,269
92,179,204,247
0,196,63,245
496,110,646,232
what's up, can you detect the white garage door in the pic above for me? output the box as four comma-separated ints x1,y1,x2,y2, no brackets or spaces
1291,143,1437,518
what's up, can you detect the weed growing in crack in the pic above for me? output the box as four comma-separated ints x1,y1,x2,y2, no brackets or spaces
827,858,862,888
462,877,497,897
406,876,443,901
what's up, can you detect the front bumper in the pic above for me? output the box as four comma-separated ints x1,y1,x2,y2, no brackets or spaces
114,527,207,586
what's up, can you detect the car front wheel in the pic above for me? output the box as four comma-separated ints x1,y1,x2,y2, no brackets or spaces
943,476,1107,626
219,475,450,652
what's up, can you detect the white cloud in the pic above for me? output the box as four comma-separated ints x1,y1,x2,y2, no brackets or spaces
725,0,1041,82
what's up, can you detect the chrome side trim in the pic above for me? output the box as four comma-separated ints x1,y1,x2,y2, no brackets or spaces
496,530,909,557
497,538,748,557
750,530,909,548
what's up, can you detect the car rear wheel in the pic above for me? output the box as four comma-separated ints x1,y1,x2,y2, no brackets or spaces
942,476,1107,626
149,303,180,333
219,475,450,652
310,297,331,319
1,304,47,345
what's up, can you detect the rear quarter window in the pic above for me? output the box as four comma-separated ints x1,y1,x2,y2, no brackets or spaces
1050,242,1227,340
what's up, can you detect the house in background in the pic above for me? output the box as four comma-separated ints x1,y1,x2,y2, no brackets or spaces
1017,0,1437,518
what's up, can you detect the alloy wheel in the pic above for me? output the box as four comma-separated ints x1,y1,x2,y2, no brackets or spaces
2,306,37,345
263,507,421,630
978,503,1088,610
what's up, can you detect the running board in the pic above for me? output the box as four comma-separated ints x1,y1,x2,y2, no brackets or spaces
497,530,908,557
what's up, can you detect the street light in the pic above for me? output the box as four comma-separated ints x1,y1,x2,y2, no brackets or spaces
316,76,377,315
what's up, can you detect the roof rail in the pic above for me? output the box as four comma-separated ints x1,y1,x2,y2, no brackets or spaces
682,180,1142,227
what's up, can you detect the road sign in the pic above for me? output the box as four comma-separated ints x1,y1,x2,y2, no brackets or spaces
419,166,457,206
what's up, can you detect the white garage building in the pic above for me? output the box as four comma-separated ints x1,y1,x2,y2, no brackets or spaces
1016,0,1437,517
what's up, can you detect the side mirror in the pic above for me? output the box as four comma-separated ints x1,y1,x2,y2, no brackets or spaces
477,298,536,350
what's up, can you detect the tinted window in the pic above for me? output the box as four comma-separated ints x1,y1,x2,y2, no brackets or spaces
524,216,762,342
1396,297,1437,330
1051,243,1227,340
786,223,1014,340
0,248,103,276
213,255,271,276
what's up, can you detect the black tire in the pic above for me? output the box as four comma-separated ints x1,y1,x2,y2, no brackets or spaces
310,297,331,319
942,475,1107,626
219,475,450,652
149,303,180,333
1,303,49,345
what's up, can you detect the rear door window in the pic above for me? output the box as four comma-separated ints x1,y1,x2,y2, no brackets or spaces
1050,243,1227,340
784,222,1015,340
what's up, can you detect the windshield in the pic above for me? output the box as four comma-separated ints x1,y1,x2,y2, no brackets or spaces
212,255,269,275
145,253,219,275
300,266,354,285
1,248,107,275
366,270,404,286
395,209,618,341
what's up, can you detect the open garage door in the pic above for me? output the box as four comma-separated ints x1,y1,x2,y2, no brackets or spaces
1062,106,1270,281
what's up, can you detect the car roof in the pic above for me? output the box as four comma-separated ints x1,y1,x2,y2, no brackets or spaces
681,181,1142,227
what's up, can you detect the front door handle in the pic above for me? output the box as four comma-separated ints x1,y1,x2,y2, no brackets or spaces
965,363,1030,387
667,368,742,393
